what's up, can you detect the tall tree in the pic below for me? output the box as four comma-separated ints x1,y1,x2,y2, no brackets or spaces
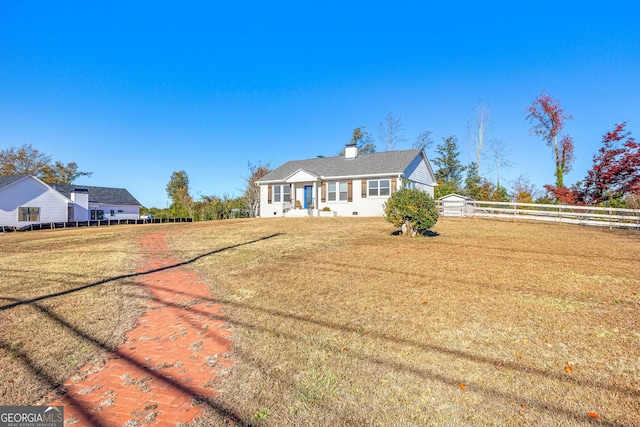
0,144,91,183
339,127,376,155
433,136,465,196
580,122,639,205
243,161,271,217
166,170,194,218
487,138,513,189
47,161,92,184
467,101,490,178
377,112,407,151
463,162,481,198
413,130,433,150
526,91,574,188
545,122,640,206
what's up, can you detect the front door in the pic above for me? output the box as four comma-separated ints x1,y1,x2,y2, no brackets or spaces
304,185,313,209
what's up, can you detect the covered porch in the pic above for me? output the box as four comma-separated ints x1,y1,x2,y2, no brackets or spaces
282,169,321,216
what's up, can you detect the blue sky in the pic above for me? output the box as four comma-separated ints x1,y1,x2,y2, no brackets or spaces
1,1,639,207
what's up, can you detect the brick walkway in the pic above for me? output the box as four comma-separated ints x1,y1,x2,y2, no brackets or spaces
46,232,233,426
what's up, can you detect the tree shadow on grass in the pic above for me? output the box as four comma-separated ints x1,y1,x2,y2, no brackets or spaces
0,233,283,427
390,229,439,237
0,230,629,426
0,233,283,312
0,300,255,427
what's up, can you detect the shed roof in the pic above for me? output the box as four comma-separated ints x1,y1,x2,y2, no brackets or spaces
438,193,472,201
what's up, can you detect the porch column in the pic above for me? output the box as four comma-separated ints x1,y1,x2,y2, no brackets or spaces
313,182,318,209
291,183,295,207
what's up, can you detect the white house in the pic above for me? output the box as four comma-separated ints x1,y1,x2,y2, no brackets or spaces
0,175,142,227
256,146,437,217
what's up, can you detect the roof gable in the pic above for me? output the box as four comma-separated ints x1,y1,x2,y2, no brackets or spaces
258,149,432,183
284,169,319,183
0,175,72,202
0,175,141,206
0,175,31,190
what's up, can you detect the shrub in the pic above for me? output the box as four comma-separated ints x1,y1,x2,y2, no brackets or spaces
384,189,439,236
321,207,331,212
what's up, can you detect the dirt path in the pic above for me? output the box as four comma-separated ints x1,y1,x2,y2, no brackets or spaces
46,232,233,426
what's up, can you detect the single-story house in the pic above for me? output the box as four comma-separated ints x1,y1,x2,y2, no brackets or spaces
256,145,437,217
0,175,142,227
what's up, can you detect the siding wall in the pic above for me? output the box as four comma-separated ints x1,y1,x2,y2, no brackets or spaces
317,178,391,217
97,204,140,220
0,178,69,226
404,155,436,185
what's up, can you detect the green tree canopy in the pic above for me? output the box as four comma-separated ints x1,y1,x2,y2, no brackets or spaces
339,127,376,155
0,144,92,184
384,188,439,236
166,170,194,218
433,136,465,197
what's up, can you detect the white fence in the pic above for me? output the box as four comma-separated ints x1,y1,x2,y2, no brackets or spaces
437,200,640,229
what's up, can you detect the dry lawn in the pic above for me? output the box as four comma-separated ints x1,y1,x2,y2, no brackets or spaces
165,217,639,427
0,225,154,405
1,218,638,426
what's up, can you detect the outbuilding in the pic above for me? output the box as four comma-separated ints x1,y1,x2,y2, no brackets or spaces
439,194,474,217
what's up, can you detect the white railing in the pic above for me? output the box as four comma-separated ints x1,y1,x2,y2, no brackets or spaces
437,200,640,229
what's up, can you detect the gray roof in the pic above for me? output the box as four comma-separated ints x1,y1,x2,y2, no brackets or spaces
258,148,426,182
52,183,142,206
0,175,26,189
0,175,141,206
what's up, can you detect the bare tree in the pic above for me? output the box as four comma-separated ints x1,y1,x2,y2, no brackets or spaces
510,175,540,203
487,138,513,188
377,112,407,151
413,130,433,150
467,101,490,178
243,161,271,217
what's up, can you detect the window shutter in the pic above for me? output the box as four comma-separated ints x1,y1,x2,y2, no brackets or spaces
268,185,272,204
361,180,367,198
321,181,326,202
348,180,353,202
391,178,397,194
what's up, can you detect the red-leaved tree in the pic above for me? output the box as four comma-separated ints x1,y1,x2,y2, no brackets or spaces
581,122,640,205
526,91,574,188
545,122,639,206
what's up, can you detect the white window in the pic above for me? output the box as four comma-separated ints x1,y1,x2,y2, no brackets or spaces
283,185,291,202
273,185,290,203
18,207,40,221
369,179,390,196
328,182,348,201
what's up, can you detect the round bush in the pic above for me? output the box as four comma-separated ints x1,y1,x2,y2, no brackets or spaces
384,188,439,235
